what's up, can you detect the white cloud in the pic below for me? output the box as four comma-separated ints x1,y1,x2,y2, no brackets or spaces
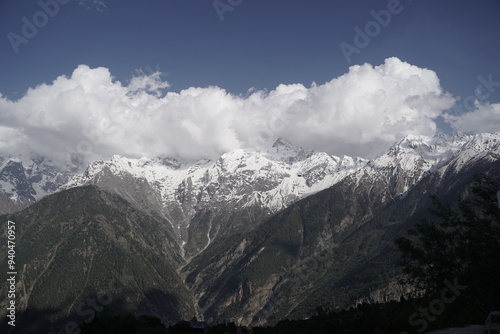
128,69,170,97
0,58,456,167
444,102,500,133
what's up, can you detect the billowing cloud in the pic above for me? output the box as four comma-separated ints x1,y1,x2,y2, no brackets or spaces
0,57,456,168
444,102,500,133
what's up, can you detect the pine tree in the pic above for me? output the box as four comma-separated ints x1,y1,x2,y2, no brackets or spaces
395,174,500,311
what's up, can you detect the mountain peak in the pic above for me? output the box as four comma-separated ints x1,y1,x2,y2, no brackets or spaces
268,137,313,160
272,137,294,148
271,137,300,154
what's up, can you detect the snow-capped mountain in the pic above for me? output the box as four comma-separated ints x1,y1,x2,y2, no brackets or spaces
65,138,366,213
445,132,500,172
1,133,499,254
0,154,77,213
369,132,470,174
351,132,500,199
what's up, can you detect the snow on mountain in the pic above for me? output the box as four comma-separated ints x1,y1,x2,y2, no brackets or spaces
369,132,469,173
445,132,500,172
1,133,499,218
0,154,77,206
356,132,500,198
64,138,368,214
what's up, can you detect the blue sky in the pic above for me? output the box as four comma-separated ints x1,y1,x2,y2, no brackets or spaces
1,0,499,99
0,0,500,164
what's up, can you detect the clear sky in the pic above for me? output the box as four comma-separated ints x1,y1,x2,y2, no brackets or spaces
0,0,499,165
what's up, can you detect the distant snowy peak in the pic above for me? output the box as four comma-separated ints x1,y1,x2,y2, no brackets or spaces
268,137,312,160
446,132,500,171
65,141,367,212
370,132,470,168
0,158,35,202
0,154,76,204
459,132,500,153
360,132,500,197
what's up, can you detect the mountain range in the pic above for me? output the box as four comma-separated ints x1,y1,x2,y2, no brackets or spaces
1,132,499,333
